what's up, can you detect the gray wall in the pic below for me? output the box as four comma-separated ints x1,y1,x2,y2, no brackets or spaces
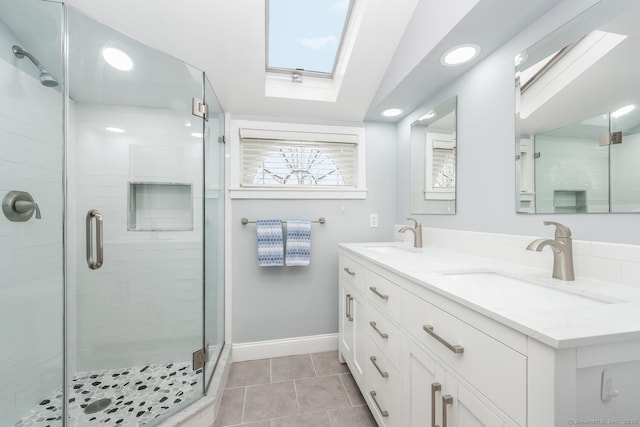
231,121,396,343
395,0,640,245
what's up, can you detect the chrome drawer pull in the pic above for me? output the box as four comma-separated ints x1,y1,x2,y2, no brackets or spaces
346,294,353,322
431,383,441,427
369,391,389,417
344,267,356,276
369,321,389,339
442,394,453,427
423,325,464,354
369,356,389,378
369,286,389,300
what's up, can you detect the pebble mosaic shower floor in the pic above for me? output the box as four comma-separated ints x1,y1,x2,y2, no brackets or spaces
14,362,202,427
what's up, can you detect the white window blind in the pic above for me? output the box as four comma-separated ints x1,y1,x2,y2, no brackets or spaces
240,128,358,188
431,147,456,189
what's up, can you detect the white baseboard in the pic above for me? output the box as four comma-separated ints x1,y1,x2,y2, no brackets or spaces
231,333,339,362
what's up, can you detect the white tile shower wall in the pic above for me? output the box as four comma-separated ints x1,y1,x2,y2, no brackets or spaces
611,132,640,212
534,135,609,213
395,226,640,287
0,57,63,421
69,103,203,372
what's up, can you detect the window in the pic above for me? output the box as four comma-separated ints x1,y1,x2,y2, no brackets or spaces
425,132,456,200
266,0,354,77
230,120,366,199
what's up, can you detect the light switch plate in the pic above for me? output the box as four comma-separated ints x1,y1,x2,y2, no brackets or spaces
370,213,378,228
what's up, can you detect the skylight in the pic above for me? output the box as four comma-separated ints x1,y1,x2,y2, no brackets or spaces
267,0,353,76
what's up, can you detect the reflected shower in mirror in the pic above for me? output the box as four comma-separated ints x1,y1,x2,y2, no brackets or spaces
515,0,640,213
410,96,457,214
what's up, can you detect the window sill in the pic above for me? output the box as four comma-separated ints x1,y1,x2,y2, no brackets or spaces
229,187,367,200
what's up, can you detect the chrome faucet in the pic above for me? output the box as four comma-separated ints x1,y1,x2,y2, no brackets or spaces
526,221,575,281
399,217,423,248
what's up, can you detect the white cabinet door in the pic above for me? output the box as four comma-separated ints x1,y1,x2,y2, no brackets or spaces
405,338,508,427
340,281,355,361
452,378,506,427
405,338,445,427
352,288,367,380
339,280,366,381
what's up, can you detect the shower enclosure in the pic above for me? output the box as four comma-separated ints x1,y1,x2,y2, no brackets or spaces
0,1,226,426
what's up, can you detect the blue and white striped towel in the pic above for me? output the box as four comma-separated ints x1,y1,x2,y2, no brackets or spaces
256,219,284,267
285,219,311,266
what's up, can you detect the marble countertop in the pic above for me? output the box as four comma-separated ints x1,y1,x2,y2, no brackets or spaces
339,241,640,349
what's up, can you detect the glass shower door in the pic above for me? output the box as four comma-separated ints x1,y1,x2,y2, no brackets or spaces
0,1,64,426
204,77,225,389
66,8,205,425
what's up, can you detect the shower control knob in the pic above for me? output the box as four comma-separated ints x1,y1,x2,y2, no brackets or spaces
2,191,42,222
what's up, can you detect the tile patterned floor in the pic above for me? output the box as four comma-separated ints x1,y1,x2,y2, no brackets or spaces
215,351,377,427
14,362,202,427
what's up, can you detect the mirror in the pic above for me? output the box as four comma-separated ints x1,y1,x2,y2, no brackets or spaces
410,96,457,214
515,0,640,213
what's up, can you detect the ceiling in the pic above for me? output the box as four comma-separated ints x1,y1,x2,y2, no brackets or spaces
1,0,565,123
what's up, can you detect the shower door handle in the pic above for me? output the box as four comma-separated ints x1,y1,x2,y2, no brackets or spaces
86,209,103,270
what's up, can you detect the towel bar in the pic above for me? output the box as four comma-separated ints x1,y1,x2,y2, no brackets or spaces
241,217,326,225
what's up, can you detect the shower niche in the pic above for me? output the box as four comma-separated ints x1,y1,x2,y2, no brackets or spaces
128,182,194,231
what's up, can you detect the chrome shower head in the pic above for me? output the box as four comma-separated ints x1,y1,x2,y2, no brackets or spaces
37,65,59,87
12,45,59,88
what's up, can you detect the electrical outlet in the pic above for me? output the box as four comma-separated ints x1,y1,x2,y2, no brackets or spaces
370,213,378,228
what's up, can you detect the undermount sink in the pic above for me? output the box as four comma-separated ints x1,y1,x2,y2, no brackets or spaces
364,245,415,254
439,269,625,308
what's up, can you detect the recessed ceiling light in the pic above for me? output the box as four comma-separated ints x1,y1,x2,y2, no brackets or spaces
102,47,134,71
611,104,636,118
441,44,480,66
191,132,204,138
105,127,125,133
381,108,403,118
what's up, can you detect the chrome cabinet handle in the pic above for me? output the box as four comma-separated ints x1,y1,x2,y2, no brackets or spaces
369,391,389,417
369,356,389,378
431,383,441,427
369,321,389,339
346,294,353,322
369,286,389,300
86,209,103,270
343,267,356,276
442,394,453,427
423,325,464,354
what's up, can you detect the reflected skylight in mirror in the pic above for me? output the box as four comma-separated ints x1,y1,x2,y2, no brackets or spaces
267,0,353,75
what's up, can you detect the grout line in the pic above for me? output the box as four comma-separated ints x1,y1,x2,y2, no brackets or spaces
293,378,301,410
240,386,247,425
327,409,335,427
269,358,273,384
338,373,355,407
309,353,318,377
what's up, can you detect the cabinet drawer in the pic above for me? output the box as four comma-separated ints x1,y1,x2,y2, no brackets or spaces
339,254,365,288
366,337,402,427
366,303,401,370
403,290,526,425
366,270,401,323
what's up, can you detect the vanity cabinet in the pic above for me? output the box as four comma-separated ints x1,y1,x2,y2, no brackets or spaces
339,250,524,427
339,244,640,427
